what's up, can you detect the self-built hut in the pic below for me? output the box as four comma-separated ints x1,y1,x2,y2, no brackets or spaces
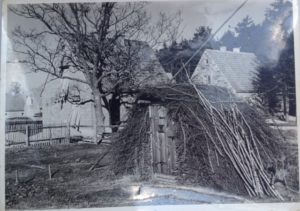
112,84,283,199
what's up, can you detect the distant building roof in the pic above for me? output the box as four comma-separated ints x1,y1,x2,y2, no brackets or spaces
6,93,25,112
197,49,259,93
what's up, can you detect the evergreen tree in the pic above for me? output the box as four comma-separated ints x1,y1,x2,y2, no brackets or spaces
219,29,236,50
253,65,280,114
253,33,295,117
157,26,212,82
275,32,296,116
219,0,292,62
234,16,260,53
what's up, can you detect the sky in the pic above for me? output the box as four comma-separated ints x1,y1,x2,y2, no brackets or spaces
6,0,277,94
146,0,274,40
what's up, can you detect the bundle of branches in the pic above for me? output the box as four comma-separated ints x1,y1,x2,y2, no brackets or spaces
111,104,152,179
111,83,284,200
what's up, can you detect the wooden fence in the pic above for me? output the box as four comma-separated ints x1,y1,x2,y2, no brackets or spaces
6,120,43,132
5,122,126,148
5,124,70,148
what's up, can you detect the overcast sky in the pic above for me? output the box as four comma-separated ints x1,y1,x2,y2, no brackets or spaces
6,0,277,93
146,0,274,40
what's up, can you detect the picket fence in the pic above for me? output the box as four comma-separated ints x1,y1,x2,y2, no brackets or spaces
5,124,70,148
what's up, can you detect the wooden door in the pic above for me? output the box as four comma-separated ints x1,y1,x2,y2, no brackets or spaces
149,105,176,175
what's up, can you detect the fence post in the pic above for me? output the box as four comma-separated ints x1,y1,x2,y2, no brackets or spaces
67,124,70,143
15,169,19,184
49,127,52,141
48,164,52,180
26,125,30,146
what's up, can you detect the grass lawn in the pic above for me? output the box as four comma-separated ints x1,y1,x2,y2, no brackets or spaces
5,143,249,209
5,143,128,209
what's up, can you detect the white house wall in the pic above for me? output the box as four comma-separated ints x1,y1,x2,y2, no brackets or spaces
42,78,126,129
43,100,95,126
192,52,235,93
42,75,95,127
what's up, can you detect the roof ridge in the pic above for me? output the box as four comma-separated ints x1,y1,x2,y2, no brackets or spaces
198,48,258,93
205,49,256,56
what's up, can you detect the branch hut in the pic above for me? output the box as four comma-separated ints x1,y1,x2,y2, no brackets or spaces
112,84,283,199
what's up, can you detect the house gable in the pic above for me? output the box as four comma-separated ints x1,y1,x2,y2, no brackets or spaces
192,51,235,93
192,49,259,94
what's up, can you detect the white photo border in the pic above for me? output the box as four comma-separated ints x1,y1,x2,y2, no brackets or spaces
1,0,300,210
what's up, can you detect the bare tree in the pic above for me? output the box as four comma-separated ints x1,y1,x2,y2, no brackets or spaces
10,2,181,141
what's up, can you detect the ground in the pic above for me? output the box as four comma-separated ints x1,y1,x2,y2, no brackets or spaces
6,143,248,209
5,123,299,209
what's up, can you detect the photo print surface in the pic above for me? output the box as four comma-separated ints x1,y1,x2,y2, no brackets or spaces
4,0,299,209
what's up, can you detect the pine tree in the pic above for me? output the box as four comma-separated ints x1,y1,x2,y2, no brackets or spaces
253,33,295,118
157,26,212,82
253,65,280,115
275,33,296,117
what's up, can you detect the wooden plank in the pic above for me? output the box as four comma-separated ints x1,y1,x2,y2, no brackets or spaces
165,115,171,175
155,113,162,173
162,107,169,174
148,106,154,177
167,137,171,174
29,137,67,142
42,125,67,129
25,125,30,146
159,133,167,174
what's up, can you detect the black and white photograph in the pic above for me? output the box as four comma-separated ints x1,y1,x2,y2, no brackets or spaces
2,0,299,209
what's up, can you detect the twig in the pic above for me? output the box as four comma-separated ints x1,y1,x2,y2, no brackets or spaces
89,148,112,171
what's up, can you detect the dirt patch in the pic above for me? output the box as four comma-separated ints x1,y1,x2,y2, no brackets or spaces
5,143,114,209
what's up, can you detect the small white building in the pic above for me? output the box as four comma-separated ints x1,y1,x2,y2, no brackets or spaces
5,92,42,120
191,47,259,98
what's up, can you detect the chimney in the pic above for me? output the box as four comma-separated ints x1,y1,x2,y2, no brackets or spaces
220,46,227,52
233,47,240,53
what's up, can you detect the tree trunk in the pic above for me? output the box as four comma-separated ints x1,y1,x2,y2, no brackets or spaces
288,92,296,116
93,88,105,143
109,93,121,132
283,86,288,121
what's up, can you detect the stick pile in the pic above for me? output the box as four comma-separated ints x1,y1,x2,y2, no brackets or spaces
112,83,283,199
